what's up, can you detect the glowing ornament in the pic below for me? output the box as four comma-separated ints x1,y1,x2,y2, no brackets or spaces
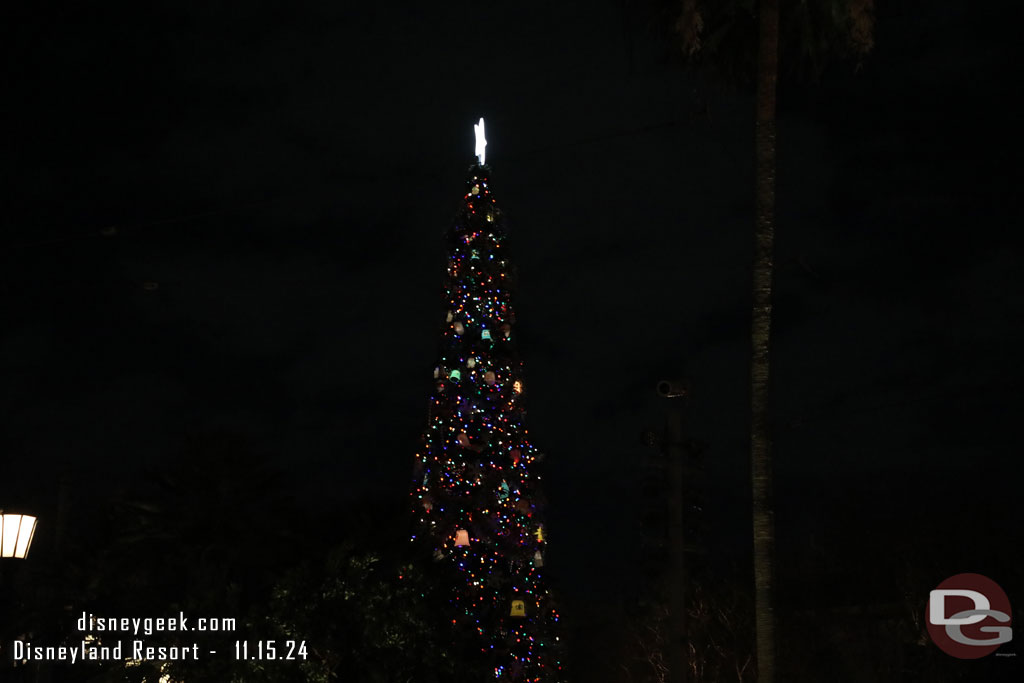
467,357,476,368
455,529,470,546
483,370,497,385
501,323,512,338
449,369,461,381
446,310,454,322
511,449,521,466
533,550,544,567
481,329,492,341
454,321,465,335
433,366,440,379
535,526,545,543
457,432,471,448
422,498,434,513
474,117,487,166
513,380,523,394
510,600,526,617
498,481,510,501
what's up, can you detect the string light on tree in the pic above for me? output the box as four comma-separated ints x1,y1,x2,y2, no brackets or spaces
409,119,565,681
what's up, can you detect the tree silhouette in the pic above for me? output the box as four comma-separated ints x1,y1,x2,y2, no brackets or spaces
634,2,875,681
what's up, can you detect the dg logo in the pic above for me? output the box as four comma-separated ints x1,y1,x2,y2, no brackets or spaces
927,573,1013,658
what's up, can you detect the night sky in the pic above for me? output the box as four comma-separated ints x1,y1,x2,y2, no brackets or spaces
3,0,1023,678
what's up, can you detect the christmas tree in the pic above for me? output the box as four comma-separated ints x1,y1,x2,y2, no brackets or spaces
409,120,565,682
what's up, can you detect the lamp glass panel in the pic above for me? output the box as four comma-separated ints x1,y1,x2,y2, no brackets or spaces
14,516,37,558
2,515,22,558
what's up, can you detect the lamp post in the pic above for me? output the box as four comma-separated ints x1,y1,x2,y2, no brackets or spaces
0,512,38,680
0,512,38,559
656,380,689,683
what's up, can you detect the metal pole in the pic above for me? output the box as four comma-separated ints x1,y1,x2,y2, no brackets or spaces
667,403,687,683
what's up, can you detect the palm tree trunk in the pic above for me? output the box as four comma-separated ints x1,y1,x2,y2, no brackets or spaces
752,0,779,682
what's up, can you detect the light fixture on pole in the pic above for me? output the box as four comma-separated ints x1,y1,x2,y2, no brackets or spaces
0,512,38,559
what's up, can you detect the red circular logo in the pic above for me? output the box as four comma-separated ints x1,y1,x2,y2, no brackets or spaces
926,573,1012,658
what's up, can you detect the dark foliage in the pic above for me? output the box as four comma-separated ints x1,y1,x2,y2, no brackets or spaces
634,0,874,83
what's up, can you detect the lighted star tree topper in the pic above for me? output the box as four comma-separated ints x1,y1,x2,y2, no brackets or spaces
409,118,566,682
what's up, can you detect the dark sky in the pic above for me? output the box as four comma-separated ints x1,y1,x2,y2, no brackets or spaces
3,0,1023,678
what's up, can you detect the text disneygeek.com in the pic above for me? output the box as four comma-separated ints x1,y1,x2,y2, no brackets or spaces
78,611,236,636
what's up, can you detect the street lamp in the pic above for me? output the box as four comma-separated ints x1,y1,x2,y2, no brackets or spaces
656,379,689,398
0,512,37,559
